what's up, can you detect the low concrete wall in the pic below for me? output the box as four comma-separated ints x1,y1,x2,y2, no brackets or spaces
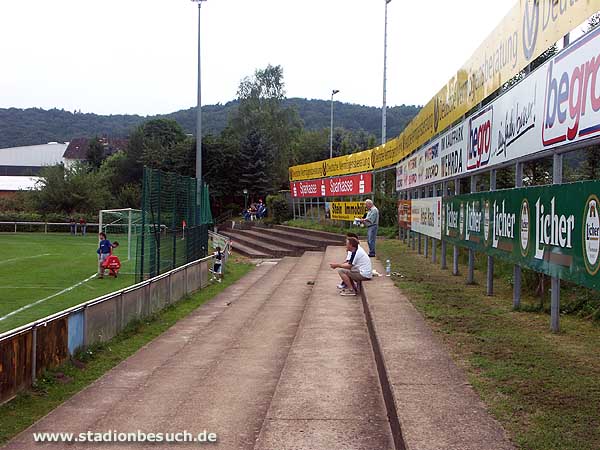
0,249,221,405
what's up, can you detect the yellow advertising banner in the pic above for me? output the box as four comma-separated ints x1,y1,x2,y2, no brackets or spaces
407,0,600,156
289,160,326,182
329,201,367,222
289,0,600,180
325,149,374,177
372,136,407,170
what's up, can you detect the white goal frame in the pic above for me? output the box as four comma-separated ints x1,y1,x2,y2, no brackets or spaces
98,208,142,260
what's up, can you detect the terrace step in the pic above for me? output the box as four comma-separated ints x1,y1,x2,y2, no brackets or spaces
274,224,347,243
221,230,296,258
231,229,321,253
260,227,344,249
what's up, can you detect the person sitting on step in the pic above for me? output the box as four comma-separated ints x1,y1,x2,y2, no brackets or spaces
329,236,372,296
336,233,361,291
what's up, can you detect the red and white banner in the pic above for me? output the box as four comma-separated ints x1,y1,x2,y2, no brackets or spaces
291,172,372,198
290,179,324,198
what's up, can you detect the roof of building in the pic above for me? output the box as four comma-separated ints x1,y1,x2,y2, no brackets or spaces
0,142,68,167
63,137,128,160
0,176,41,191
62,138,89,159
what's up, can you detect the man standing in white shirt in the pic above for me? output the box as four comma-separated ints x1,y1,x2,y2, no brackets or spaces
330,237,372,296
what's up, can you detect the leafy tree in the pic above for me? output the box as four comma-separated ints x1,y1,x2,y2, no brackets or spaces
32,163,112,214
231,65,302,191
86,137,106,170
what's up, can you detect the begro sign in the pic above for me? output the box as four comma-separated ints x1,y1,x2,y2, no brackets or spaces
398,25,600,192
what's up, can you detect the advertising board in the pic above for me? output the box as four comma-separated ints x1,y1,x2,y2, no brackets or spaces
411,198,442,239
443,181,600,290
330,202,367,222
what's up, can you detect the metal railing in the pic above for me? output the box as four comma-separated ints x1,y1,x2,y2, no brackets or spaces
0,221,100,233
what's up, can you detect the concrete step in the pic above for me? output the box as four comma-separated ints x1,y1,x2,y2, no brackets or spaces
3,256,307,450
222,230,297,258
254,246,395,450
275,224,346,243
229,239,270,259
232,229,321,253
361,258,515,450
262,227,343,249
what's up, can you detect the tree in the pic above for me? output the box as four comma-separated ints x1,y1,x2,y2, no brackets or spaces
239,127,273,197
230,65,302,191
123,118,188,183
86,137,106,170
32,163,112,214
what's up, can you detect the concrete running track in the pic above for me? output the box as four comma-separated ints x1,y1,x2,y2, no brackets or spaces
3,247,515,450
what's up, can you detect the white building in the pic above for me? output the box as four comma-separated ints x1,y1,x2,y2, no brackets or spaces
0,142,67,197
0,142,68,176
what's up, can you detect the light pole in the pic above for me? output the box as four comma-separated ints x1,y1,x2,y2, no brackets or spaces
191,0,207,185
243,188,249,211
330,89,340,159
382,0,391,145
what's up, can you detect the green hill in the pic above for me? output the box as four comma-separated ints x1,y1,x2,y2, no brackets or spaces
0,100,419,149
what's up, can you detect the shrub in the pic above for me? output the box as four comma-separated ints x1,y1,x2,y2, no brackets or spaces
266,194,291,224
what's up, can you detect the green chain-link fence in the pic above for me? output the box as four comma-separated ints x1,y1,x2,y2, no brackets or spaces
136,167,213,282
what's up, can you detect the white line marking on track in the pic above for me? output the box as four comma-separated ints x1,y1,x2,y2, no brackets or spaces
0,273,97,322
0,253,53,265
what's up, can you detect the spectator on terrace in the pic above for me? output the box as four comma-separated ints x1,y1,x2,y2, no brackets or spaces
329,237,372,296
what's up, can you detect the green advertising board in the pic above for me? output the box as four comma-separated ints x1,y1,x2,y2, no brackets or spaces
443,181,600,291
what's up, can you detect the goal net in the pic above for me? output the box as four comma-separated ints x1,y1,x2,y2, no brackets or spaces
98,208,142,262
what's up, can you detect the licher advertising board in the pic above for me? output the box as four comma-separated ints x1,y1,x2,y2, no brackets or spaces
330,202,367,222
442,181,600,290
290,173,373,198
398,24,600,191
411,198,442,240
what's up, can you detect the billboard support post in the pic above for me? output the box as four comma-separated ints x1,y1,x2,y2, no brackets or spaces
513,162,523,309
467,175,477,284
441,181,448,269
453,179,460,276
551,154,563,333
487,170,496,296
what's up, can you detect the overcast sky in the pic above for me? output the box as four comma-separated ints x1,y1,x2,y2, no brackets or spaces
1,0,530,116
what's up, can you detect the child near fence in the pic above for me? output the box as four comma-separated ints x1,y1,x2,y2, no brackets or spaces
210,246,224,283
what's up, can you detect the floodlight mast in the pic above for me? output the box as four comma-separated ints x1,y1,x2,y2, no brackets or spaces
191,0,207,185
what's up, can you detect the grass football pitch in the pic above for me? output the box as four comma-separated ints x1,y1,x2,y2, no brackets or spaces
0,233,136,334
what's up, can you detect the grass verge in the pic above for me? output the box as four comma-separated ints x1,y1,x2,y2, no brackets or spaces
285,219,398,239
0,255,254,446
378,240,600,450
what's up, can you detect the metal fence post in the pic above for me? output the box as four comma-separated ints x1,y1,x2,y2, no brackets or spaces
513,161,523,309
453,179,460,276
417,189,422,254
467,176,476,284
487,170,496,296
441,181,448,269
551,153,563,333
